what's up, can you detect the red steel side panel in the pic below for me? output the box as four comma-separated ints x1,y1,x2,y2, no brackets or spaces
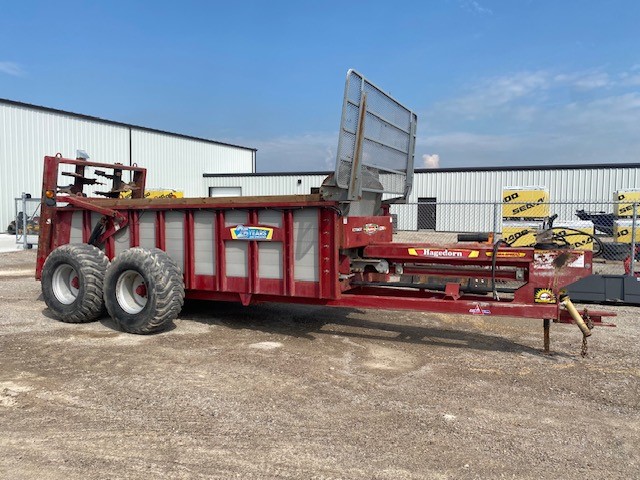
82,210,92,243
320,209,340,298
130,211,140,248
215,210,226,292
284,210,295,296
248,210,258,295
54,211,73,249
184,210,195,290
156,211,166,250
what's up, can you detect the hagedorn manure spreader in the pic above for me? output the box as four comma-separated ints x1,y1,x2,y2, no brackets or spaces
36,70,614,354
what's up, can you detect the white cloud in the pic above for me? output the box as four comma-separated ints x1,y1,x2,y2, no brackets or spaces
422,153,440,168
445,71,551,118
571,72,611,90
0,61,24,76
461,0,493,15
620,73,640,86
434,67,634,123
555,70,612,90
559,93,640,128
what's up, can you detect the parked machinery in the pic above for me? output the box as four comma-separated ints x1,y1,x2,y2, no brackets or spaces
36,70,614,353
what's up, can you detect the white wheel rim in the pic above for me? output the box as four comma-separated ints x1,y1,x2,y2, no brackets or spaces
52,264,80,305
115,270,147,314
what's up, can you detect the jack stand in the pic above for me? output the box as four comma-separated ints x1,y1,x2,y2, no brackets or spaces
543,318,551,354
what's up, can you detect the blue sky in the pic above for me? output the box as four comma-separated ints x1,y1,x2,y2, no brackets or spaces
1,0,639,171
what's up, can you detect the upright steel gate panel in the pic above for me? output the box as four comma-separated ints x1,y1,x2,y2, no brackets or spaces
335,69,417,201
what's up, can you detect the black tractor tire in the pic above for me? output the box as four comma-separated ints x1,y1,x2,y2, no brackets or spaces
41,243,109,323
103,248,185,334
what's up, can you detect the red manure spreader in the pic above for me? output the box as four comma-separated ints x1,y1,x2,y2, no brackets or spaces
36,71,614,354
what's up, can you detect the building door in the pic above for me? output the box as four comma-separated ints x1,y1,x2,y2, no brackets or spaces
418,197,436,230
209,186,242,197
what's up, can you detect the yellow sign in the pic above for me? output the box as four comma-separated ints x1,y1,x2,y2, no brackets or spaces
614,190,640,217
502,187,550,219
552,224,594,251
613,220,640,244
502,221,542,247
120,189,184,199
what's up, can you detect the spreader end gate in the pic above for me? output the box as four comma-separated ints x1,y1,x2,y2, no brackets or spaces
322,70,417,211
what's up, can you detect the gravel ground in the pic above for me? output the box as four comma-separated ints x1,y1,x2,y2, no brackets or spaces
1,250,639,479
0,233,23,253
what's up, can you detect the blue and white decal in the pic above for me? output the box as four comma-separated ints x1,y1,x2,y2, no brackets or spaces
230,225,274,241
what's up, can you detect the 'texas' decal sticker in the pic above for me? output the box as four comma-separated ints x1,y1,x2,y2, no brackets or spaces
230,225,273,240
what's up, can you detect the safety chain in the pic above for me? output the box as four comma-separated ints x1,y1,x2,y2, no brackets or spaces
580,308,594,357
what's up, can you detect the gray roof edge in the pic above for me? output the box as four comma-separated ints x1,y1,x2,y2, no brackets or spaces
204,170,332,178
0,98,257,152
204,162,640,178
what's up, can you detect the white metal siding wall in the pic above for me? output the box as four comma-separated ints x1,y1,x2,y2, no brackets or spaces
131,130,254,197
409,168,640,203
204,174,327,197
0,103,129,230
406,168,640,231
0,102,255,230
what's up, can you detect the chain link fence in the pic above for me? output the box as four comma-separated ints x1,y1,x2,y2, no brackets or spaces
391,201,639,276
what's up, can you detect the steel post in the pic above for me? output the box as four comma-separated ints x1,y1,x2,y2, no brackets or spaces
21,192,28,250
631,202,637,277
543,318,550,354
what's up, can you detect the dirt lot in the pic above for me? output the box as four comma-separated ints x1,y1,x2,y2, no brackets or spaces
1,250,639,479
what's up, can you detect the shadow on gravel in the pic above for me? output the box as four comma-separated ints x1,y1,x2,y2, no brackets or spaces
41,308,58,321
182,300,556,357
39,300,561,357
40,308,178,334
98,315,178,334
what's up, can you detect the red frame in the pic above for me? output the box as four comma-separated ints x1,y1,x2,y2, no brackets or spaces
36,156,615,329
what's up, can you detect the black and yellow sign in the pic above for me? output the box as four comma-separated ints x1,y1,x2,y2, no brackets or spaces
502,188,550,219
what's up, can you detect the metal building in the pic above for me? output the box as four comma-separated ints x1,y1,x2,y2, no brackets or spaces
204,163,640,232
0,98,256,230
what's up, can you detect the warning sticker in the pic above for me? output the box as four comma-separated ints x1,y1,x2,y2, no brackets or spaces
534,288,557,304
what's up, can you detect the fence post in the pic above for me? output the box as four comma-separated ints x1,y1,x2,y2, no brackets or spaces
21,192,29,250
631,202,637,277
492,202,499,240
